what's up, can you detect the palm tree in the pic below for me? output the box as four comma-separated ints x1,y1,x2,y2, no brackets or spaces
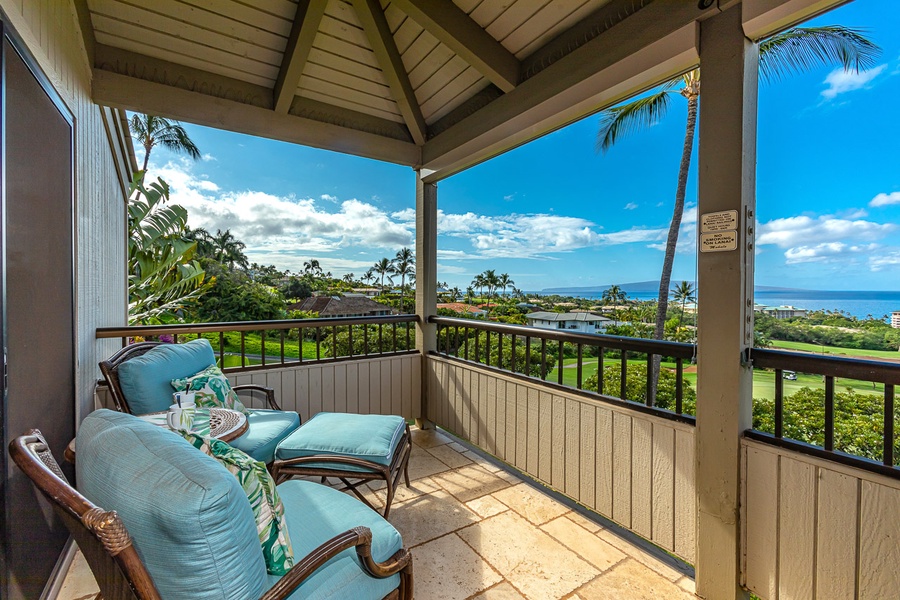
130,114,201,175
671,281,697,325
498,273,514,299
449,286,462,302
597,27,878,345
597,25,878,400
482,270,500,317
343,273,355,285
472,274,486,303
391,247,415,313
602,285,626,325
303,259,323,278
361,269,375,287
212,229,248,270
465,286,475,304
373,258,393,292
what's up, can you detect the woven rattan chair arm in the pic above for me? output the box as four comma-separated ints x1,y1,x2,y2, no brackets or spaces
259,527,396,600
232,384,281,411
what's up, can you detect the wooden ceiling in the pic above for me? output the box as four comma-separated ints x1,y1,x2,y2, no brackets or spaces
82,0,716,179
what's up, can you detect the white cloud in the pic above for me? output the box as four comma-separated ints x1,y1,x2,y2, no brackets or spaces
821,64,886,99
784,242,877,264
870,251,900,271
870,191,900,207
155,160,414,260
624,202,638,210
756,215,894,248
201,153,217,161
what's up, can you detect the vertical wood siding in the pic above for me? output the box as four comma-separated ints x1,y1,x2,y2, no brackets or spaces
0,0,128,424
742,438,900,600
227,354,421,419
426,356,697,564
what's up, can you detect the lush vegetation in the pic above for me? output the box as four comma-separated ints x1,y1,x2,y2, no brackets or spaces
756,311,900,352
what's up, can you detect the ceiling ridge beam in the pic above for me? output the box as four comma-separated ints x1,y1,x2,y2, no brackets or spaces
391,0,520,93
274,0,328,114
352,0,427,145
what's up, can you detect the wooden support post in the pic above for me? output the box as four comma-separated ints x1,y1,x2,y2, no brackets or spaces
695,5,757,600
415,170,437,430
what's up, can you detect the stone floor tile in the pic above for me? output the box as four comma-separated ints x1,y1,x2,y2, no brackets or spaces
389,490,480,547
432,465,512,503
343,483,384,509
540,516,626,572
58,550,100,600
596,530,686,582
446,441,468,453
492,483,569,525
426,443,474,469
466,494,509,519
565,510,602,533
458,511,598,600
573,558,696,599
462,450,505,473
411,427,452,448
471,581,528,599
677,576,696,594
407,445,453,481
366,475,439,504
413,533,502,599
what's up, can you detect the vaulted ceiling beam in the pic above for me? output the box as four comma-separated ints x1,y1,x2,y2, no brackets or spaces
352,0,427,145
391,0,520,93
420,1,710,181
274,0,328,114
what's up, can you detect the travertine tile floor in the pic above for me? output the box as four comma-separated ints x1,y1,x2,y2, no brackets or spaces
59,426,696,599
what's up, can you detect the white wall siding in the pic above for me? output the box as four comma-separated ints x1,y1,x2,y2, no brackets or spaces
0,0,128,423
426,355,697,564
742,438,900,599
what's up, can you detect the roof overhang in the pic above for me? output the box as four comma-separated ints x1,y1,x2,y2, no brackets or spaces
82,0,848,182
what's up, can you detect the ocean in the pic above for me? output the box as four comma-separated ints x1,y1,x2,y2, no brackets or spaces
566,290,900,321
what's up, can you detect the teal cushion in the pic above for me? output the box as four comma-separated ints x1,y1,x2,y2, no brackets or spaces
275,413,406,473
268,480,402,600
117,339,217,414
76,409,268,600
231,409,301,464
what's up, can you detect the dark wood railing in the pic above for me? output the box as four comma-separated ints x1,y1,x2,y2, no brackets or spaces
429,316,697,423
97,314,418,373
746,347,900,478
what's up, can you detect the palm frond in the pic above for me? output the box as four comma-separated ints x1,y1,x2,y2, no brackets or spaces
596,86,676,153
759,26,880,83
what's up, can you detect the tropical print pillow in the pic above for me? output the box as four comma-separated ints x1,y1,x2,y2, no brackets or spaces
181,432,295,575
171,364,250,415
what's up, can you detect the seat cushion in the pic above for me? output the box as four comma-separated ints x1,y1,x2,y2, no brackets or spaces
182,432,294,575
231,409,301,464
117,339,217,414
276,413,406,473
268,480,402,600
76,409,268,600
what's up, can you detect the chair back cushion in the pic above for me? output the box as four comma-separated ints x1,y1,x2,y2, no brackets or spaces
117,339,216,414
77,409,268,600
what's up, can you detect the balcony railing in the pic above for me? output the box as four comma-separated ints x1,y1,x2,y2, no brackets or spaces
96,314,418,373
429,316,697,424
747,347,900,479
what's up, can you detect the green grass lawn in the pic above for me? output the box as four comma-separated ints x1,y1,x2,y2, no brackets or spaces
770,340,900,360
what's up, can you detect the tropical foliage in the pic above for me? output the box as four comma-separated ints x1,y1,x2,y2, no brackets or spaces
127,173,211,324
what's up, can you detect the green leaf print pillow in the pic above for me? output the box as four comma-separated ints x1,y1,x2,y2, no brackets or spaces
181,432,295,575
172,364,250,415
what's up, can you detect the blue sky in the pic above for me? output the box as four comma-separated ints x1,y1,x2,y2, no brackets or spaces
150,0,900,293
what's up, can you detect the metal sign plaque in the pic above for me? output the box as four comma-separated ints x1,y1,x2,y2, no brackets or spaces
700,231,738,252
701,210,738,233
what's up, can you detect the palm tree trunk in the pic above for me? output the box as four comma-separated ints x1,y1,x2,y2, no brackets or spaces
651,96,698,403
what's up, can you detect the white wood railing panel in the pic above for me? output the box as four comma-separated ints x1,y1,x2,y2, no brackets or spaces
425,355,697,564
742,438,900,600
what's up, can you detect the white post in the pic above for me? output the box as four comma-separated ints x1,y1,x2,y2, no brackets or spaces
695,4,757,599
415,170,437,429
